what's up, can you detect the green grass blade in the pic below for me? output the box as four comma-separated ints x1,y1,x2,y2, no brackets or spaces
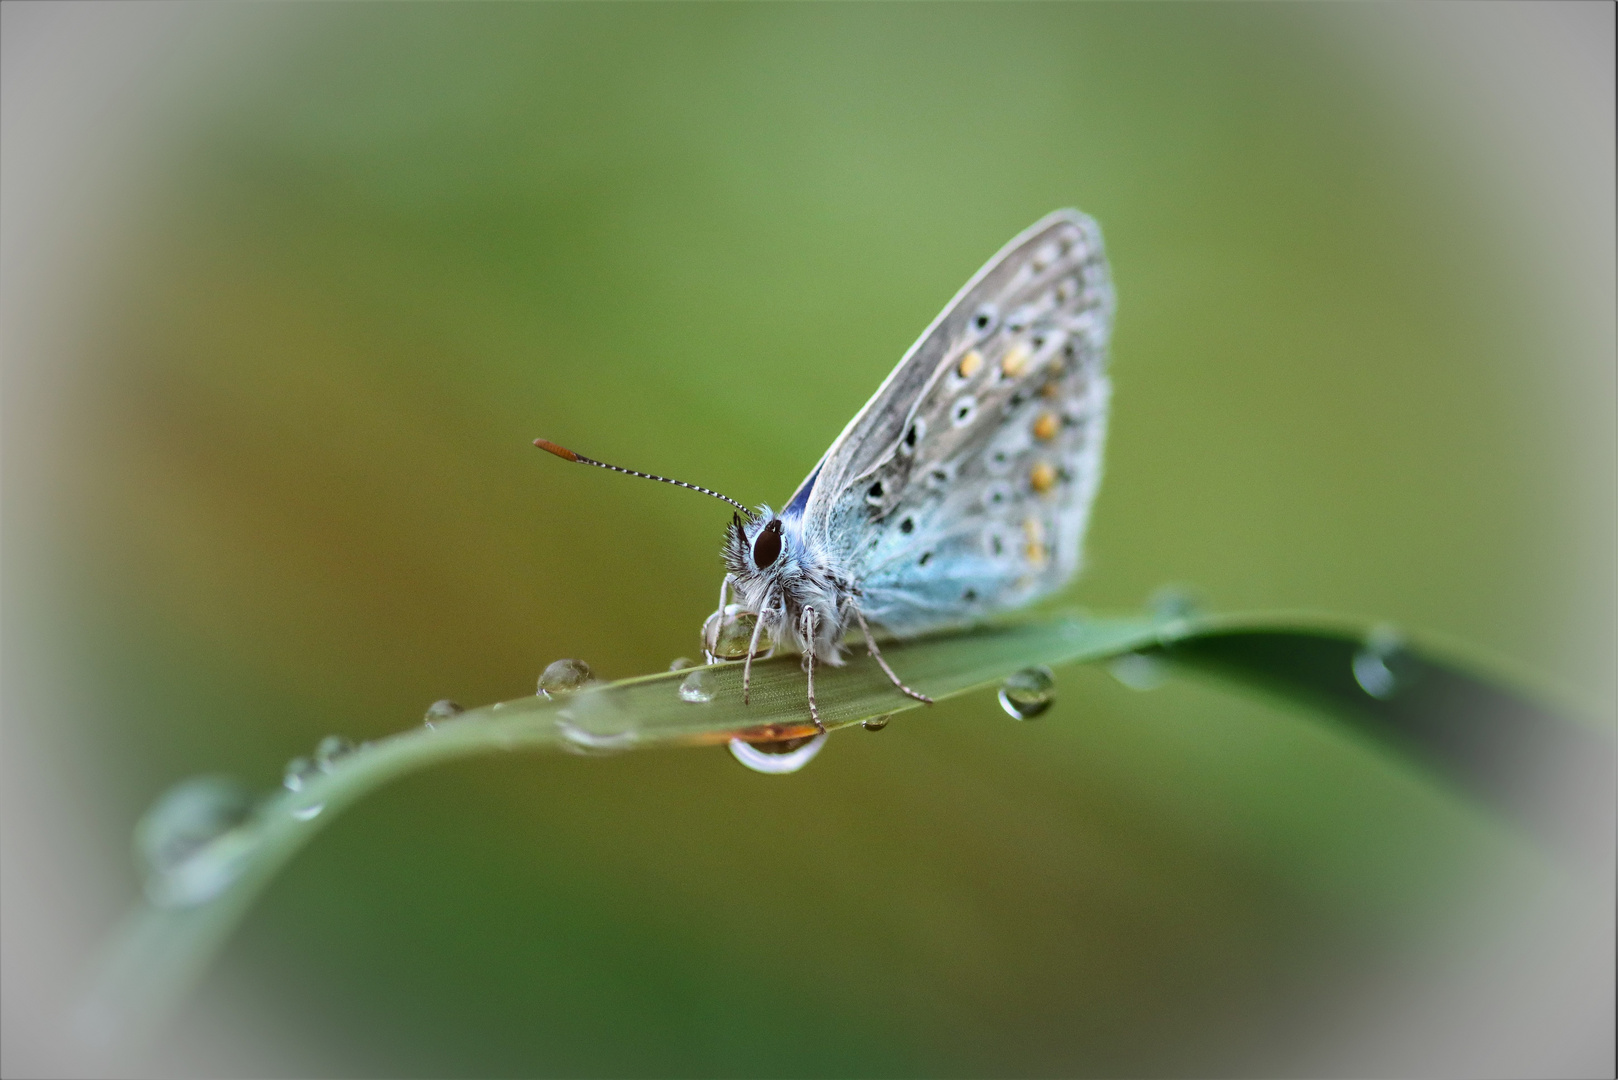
77,609,1608,1057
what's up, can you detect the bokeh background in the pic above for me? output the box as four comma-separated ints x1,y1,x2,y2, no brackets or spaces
4,3,1613,1076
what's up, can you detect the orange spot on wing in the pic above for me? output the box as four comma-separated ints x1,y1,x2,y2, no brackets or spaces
1001,343,1030,378
1029,461,1056,493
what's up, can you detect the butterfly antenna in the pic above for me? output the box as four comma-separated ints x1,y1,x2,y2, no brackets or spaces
534,439,755,518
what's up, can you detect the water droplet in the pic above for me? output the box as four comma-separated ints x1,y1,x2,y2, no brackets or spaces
315,734,354,772
862,714,892,732
702,606,763,661
283,756,318,793
998,666,1055,719
291,803,325,821
538,658,593,698
1148,585,1203,622
555,717,639,755
424,699,463,728
1108,652,1168,691
1353,624,1410,700
679,668,716,704
668,656,696,672
134,777,258,907
135,777,252,879
729,732,827,774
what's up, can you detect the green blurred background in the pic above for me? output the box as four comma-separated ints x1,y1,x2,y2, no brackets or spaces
4,3,1613,1076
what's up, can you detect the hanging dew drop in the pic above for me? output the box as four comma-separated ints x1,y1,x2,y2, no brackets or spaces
315,735,355,772
1352,624,1409,700
862,714,892,732
555,717,639,755
283,756,318,793
538,658,593,698
729,732,827,774
998,666,1055,719
1148,585,1203,622
424,699,463,728
679,668,716,704
1108,652,1168,691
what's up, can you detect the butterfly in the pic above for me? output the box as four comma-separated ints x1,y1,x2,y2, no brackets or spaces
537,209,1113,744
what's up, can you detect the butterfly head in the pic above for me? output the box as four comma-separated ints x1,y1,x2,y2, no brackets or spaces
725,507,791,578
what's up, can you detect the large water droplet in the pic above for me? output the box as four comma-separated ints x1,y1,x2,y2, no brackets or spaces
668,657,697,672
135,777,252,880
315,734,354,772
134,777,258,907
862,714,892,732
729,732,827,774
679,668,716,704
703,605,762,661
424,699,463,728
283,756,319,793
538,658,593,698
1353,625,1410,700
1108,652,1168,691
998,666,1055,719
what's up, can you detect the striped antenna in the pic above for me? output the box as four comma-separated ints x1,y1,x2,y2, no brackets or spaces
534,439,755,518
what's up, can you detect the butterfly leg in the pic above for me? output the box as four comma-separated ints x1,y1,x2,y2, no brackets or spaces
802,607,826,733
741,590,772,706
853,607,933,704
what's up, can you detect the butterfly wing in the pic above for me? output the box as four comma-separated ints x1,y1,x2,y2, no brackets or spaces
800,209,1114,635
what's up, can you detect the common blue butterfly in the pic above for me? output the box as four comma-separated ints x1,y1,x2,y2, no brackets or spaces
538,210,1112,753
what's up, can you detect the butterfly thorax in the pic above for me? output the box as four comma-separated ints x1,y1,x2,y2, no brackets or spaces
722,506,855,664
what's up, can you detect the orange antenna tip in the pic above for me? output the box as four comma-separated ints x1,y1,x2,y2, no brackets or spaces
533,439,579,462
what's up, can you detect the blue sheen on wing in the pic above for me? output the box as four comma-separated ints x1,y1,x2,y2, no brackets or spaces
782,461,822,520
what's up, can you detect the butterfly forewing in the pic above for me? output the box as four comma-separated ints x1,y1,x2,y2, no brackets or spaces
804,209,1114,636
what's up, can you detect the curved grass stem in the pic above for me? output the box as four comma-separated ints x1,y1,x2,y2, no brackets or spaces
77,610,1606,1058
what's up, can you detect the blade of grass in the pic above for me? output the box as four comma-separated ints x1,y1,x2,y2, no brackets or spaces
76,609,1609,1058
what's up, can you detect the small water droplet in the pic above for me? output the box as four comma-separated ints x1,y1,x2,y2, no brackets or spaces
555,716,639,755
134,777,258,907
1353,624,1409,700
315,734,354,772
283,756,318,793
679,668,717,704
1108,652,1168,691
1148,585,1203,622
703,606,763,661
729,732,827,774
862,714,892,732
998,666,1055,719
424,699,463,728
668,656,697,672
538,658,593,698
291,803,325,821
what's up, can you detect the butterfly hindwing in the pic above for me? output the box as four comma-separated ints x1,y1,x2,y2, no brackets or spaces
803,209,1114,636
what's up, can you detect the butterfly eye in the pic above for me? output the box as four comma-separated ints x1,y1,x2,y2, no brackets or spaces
752,519,783,568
